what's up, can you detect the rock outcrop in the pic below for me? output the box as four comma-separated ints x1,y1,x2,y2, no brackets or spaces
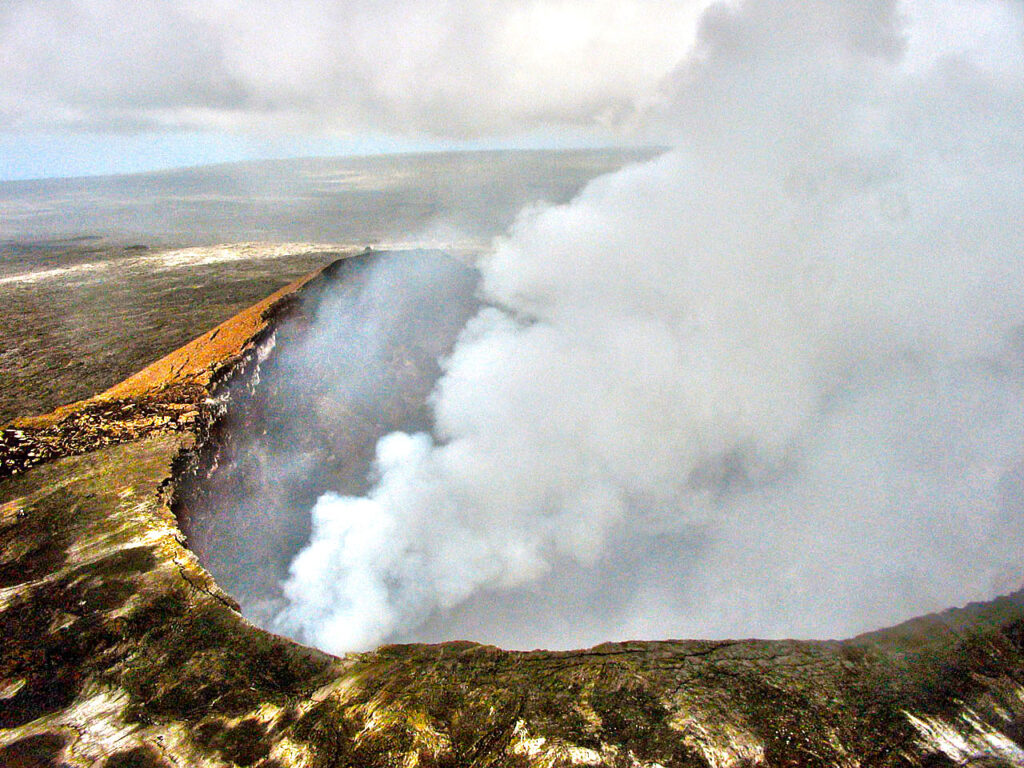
1,253,1023,767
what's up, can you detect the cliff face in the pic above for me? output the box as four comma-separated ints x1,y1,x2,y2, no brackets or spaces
1,253,1023,768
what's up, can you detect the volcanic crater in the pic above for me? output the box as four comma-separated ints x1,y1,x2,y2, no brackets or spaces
1,249,1024,767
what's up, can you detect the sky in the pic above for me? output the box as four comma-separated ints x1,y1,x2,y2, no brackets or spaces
0,0,711,180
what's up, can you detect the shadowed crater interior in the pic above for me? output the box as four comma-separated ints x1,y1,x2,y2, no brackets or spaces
176,250,480,631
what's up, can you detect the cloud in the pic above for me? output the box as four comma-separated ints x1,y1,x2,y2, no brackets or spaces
0,0,708,137
272,0,1024,653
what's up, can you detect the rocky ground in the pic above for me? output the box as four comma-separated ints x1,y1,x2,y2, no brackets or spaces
1,252,1023,767
0,239,356,426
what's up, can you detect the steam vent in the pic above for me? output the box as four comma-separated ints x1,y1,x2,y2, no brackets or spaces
2,250,1024,768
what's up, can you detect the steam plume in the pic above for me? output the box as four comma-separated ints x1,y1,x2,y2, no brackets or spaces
276,0,1024,652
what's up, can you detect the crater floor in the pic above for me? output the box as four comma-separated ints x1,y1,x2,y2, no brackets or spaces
2,253,1024,768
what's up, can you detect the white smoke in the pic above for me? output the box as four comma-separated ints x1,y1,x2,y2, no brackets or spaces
277,0,1024,653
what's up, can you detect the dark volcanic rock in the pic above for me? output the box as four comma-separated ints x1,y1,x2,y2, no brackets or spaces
1,251,1023,767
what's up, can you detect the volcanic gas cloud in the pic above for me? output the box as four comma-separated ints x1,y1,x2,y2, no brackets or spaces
190,0,1024,654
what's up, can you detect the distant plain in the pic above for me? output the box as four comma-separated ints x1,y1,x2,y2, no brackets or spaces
0,148,658,423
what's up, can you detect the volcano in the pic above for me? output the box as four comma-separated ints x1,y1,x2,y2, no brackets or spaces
1,249,1023,767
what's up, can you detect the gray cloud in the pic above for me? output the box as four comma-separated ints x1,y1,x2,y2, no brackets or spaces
0,0,708,137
